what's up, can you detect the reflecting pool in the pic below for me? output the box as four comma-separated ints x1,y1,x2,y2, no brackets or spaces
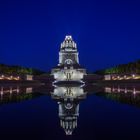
0,83,140,140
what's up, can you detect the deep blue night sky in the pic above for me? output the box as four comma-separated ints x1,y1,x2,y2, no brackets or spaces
0,0,140,72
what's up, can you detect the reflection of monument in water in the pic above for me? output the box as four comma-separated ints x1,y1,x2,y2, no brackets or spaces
51,36,86,83
51,85,86,135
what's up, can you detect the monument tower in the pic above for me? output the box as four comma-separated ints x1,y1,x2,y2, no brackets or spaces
51,36,86,83
59,36,79,65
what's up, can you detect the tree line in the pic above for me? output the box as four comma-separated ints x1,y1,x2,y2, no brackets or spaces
95,60,140,75
0,64,46,75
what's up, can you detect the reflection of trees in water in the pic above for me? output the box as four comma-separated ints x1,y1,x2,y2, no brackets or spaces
0,86,41,105
96,86,140,107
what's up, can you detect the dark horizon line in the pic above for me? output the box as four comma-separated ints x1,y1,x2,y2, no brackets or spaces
1,57,140,74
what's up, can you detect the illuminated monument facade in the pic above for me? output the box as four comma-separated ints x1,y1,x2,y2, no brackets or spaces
51,36,86,82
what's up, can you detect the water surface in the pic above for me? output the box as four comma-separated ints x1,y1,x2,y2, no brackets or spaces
0,84,140,140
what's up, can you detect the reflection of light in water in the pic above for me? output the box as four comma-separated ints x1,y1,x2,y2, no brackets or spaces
26,88,33,94
118,86,120,93
112,87,115,92
104,87,112,93
133,88,136,98
132,74,135,78
124,88,127,93
0,87,3,95
0,86,33,95
10,87,12,94
0,87,4,100
133,88,136,94
16,86,20,93
104,86,140,95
